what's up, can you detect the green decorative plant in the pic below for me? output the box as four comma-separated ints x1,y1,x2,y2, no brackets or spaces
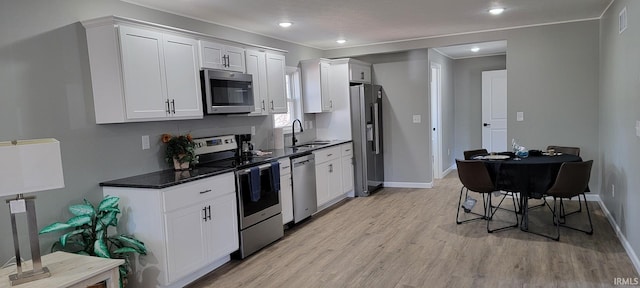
161,133,197,164
39,196,147,288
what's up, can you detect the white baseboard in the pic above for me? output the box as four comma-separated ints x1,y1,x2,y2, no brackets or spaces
384,181,432,188
442,164,456,178
594,195,640,277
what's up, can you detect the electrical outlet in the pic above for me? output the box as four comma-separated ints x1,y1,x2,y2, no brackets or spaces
141,135,150,150
412,115,421,123
612,184,615,198
448,149,450,155
251,126,256,136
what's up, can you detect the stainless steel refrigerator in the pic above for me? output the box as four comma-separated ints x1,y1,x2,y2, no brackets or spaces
350,84,384,196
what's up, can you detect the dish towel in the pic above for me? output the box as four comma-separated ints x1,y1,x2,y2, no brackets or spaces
249,166,261,202
270,161,280,192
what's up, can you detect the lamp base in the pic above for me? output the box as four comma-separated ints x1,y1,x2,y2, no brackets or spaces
9,266,51,286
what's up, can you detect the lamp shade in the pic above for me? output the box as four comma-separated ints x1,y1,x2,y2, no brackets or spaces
0,138,65,197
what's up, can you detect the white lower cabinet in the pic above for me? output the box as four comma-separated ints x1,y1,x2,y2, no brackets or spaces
102,172,238,288
278,158,294,224
313,146,344,209
341,143,354,193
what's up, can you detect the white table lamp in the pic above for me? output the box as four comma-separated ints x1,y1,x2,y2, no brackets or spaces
0,138,65,286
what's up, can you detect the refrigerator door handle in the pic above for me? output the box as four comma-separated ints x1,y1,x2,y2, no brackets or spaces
373,102,380,155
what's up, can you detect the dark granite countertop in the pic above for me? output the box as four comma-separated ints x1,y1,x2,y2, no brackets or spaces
99,166,235,189
99,139,351,189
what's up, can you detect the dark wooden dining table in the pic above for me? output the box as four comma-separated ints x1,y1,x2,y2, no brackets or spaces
474,153,583,229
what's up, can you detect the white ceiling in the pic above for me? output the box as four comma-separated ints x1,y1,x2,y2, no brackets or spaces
122,0,611,50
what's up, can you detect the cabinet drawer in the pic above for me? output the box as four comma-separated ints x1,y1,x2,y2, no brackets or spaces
278,158,292,175
341,143,353,157
313,146,341,164
163,172,235,212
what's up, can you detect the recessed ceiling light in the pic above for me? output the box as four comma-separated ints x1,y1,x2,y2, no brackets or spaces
471,47,480,52
489,8,505,15
336,39,347,44
279,22,292,28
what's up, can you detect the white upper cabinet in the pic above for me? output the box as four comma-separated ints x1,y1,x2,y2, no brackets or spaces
266,53,287,114
244,50,287,116
245,50,268,115
84,19,202,123
301,58,332,113
199,40,245,72
349,62,371,84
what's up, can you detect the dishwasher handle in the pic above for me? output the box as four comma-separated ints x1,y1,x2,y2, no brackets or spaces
292,154,315,167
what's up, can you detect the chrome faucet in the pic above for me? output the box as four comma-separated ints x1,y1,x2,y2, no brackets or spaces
292,119,304,147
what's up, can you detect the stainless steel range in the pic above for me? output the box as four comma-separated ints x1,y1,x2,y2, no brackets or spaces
193,135,283,259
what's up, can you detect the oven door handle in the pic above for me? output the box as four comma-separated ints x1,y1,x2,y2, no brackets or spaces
237,163,272,175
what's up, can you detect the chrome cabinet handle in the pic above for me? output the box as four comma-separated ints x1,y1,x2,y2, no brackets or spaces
330,100,333,108
222,55,228,67
327,153,333,157
207,205,212,221
270,100,274,110
361,71,365,80
261,100,266,110
171,99,176,114
202,206,207,222
199,189,212,194
329,164,333,173
165,99,170,113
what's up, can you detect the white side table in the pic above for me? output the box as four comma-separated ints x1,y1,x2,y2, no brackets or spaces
0,252,124,288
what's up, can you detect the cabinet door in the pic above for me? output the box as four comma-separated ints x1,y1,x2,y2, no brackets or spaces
207,193,239,260
245,50,268,115
266,53,287,114
280,173,293,224
315,161,330,207
320,61,332,112
119,25,168,119
199,40,225,69
164,203,208,283
327,159,343,200
224,45,246,73
163,34,202,118
342,157,354,193
349,64,371,84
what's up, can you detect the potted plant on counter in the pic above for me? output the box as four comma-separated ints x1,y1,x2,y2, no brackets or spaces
39,195,147,288
161,133,197,170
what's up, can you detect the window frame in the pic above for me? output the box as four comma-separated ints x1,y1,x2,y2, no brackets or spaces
274,66,304,134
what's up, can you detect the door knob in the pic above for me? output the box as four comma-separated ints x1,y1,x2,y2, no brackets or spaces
483,123,491,127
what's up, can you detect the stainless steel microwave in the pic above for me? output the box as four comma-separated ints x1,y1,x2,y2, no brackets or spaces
200,69,254,114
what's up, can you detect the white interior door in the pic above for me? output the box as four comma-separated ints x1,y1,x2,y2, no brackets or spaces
482,70,508,152
431,63,442,179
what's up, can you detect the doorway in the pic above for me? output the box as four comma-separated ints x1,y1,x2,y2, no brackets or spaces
431,62,442,179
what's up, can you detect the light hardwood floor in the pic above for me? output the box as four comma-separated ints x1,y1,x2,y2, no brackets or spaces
188,172,638,288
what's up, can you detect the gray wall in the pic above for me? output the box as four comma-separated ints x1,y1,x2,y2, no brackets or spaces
599,0,640,261
357,51,432,185
0,0,321,262
453,55,507,159
428,49,455,172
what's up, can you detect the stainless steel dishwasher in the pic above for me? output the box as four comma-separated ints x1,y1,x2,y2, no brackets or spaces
291,153,317,223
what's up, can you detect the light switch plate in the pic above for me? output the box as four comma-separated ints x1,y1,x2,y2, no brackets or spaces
141,135,150,150
251,126,256,135
517,112,524,122
413,115,421,123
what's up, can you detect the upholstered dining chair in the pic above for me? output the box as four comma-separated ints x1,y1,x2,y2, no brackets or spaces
527,160,594,241
463,149,488,160
546,145,581,156
455,159,519,233
546,145,583,216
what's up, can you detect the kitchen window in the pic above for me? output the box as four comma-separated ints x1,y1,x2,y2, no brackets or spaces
273,67,303,132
